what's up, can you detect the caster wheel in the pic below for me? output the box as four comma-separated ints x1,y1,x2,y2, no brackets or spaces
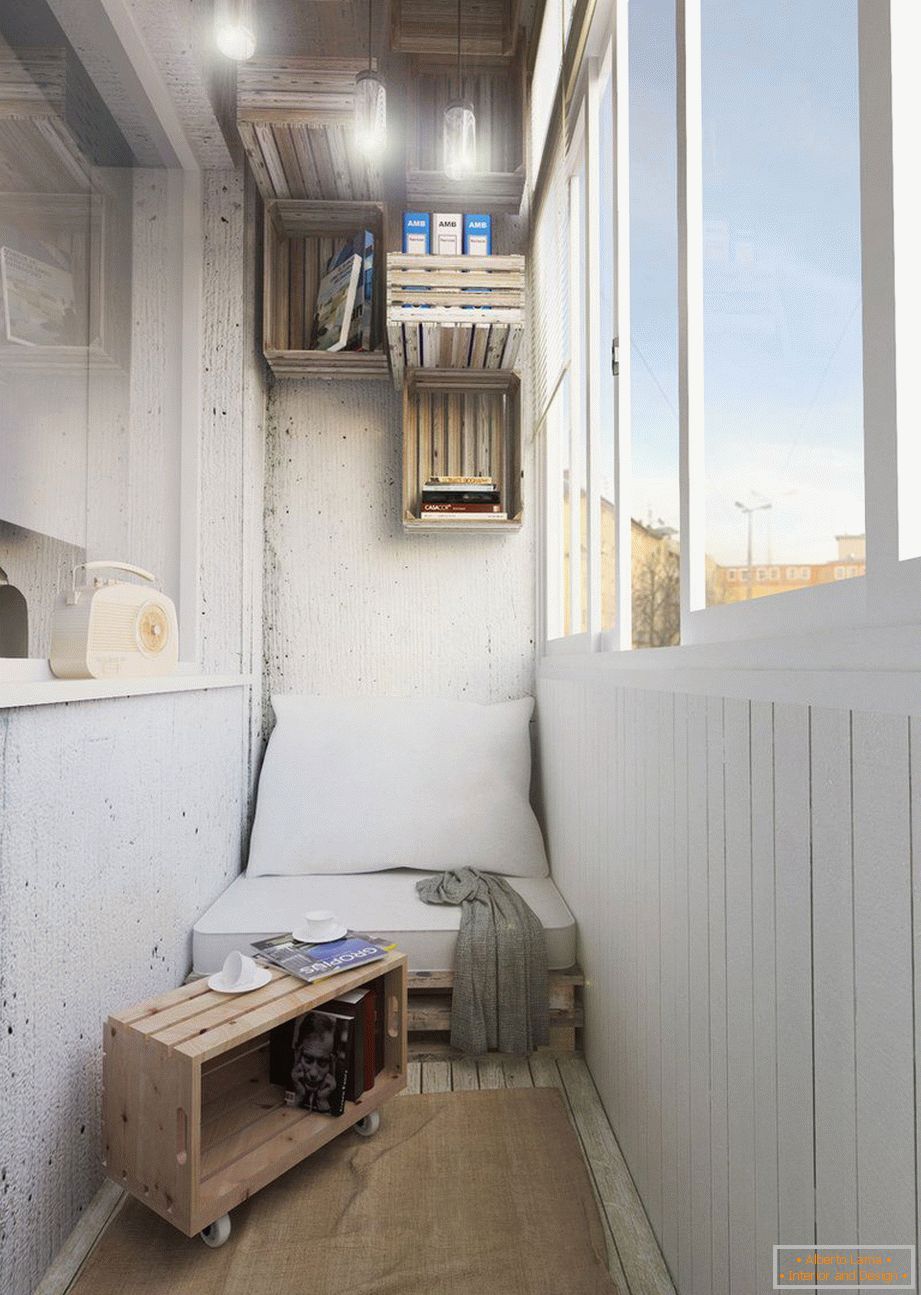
200,1214,231,1247
354,1110,381,1137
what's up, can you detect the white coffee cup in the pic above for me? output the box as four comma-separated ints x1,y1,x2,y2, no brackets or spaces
221,950,258,988
302,910,343,942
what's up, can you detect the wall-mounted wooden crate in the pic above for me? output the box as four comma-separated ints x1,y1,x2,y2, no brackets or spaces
387,253,524,388
237,57,386,202
402,368,521,531
404,45,526,212
390,0,521,61
264,199,391,379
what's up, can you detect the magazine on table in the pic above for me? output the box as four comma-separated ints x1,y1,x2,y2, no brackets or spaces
252,931,390,984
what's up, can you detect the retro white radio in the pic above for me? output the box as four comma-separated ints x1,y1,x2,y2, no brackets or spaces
50,561,179,680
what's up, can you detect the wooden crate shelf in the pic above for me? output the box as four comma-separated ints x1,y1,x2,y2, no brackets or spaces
103,953,408,1237
408,966,584,1052
390,0,522,61
386,253,525,388
402,368,521,531
404,45,526,212
264,199,391,380
237,57,386,202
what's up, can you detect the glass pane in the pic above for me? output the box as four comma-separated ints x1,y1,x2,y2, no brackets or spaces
545,375,571,640
0,1,185,659
629,0,680,646
569,164,588,634
893,5,921,561
702,0,864,606
597,65,618,632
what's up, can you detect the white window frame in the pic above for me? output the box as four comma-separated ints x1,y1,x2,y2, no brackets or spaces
540,0,921,661
541,0,627,655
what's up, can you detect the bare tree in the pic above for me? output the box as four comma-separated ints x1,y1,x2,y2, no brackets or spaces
632,540,680,647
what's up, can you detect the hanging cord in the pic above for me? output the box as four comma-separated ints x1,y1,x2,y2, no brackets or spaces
456,0,462,100
367,0,373,71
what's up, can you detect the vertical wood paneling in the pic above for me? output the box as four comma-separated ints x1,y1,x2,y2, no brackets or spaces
749,701,779,1292
723,699,755,1294
706,696,729,1292
851,712,915,1242
645,690,664,1237
624,688,642,1181
810,706,858,1243
672,693,693,1294
686,693,712,1294
772,702,815,1246
659,691,678,1273
910,716,921,1279
538,675,921,1295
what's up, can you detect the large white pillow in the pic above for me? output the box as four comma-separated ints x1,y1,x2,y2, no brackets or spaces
246,695,549,878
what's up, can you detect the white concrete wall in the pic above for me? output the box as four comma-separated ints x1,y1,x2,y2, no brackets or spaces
0,167,266,1295
263,217,536,709
537,660,921,1295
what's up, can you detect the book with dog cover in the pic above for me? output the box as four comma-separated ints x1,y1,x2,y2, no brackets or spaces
270,1009,351,1115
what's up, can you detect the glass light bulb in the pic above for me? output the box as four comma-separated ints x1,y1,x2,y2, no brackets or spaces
215,0,256,60
354,69,387,156
443,99,476,179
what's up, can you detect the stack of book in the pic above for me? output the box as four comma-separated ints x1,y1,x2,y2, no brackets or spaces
268,977,387,1117
312,229,375,352
421,476,506,521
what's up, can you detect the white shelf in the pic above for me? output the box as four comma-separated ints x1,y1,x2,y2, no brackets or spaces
0,663,250,710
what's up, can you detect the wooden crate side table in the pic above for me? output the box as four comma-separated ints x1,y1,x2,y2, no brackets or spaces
102,951,407,1242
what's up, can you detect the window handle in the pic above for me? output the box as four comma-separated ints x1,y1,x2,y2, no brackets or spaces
612,338,620,376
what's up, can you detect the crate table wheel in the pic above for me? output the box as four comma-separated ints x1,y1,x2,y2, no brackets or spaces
354,1110,381,1137
200,1214,231,1247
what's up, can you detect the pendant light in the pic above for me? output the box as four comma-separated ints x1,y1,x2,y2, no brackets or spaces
354,0,387,156
443,0,476,179
215,0,256,61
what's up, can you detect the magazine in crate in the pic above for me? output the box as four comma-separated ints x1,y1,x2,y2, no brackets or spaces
252,932,390,983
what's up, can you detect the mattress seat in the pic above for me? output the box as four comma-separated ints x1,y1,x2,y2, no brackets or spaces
192,870,577,975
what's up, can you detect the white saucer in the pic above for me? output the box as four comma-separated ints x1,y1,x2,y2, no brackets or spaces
208,966,273,994
291,923,348,944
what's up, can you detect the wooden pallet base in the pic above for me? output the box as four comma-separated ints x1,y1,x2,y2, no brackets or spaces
408,965,584,1053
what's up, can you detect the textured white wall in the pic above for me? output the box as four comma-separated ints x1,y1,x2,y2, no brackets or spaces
0,167,266,1295
262,212,535,709
0,686,249,1295
263,377,537,706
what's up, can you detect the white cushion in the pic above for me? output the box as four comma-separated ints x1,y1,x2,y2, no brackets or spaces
193,871,576,974
247,695,549,878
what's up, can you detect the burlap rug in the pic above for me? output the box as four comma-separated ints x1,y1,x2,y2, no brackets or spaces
72,1088,619,1295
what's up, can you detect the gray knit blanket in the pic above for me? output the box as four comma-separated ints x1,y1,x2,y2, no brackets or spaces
415,868,549,1055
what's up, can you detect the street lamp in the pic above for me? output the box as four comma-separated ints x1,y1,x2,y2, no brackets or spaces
735,498,772,599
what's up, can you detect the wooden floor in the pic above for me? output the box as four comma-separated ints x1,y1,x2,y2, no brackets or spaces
42,1056,674,1295
402,1055,675,1295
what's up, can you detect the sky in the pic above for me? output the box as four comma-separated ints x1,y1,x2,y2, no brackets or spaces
628,0,865,571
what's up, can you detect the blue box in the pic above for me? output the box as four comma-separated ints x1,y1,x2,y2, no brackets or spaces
463,213,492,256
402,211,431,254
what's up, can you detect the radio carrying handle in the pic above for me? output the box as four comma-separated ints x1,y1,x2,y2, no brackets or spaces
72,561,158,591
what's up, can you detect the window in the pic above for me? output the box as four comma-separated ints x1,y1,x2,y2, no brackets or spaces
629,0,680,648
0,1,197,667
537,0,917,654
700,0,864,607
893,1,921,561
